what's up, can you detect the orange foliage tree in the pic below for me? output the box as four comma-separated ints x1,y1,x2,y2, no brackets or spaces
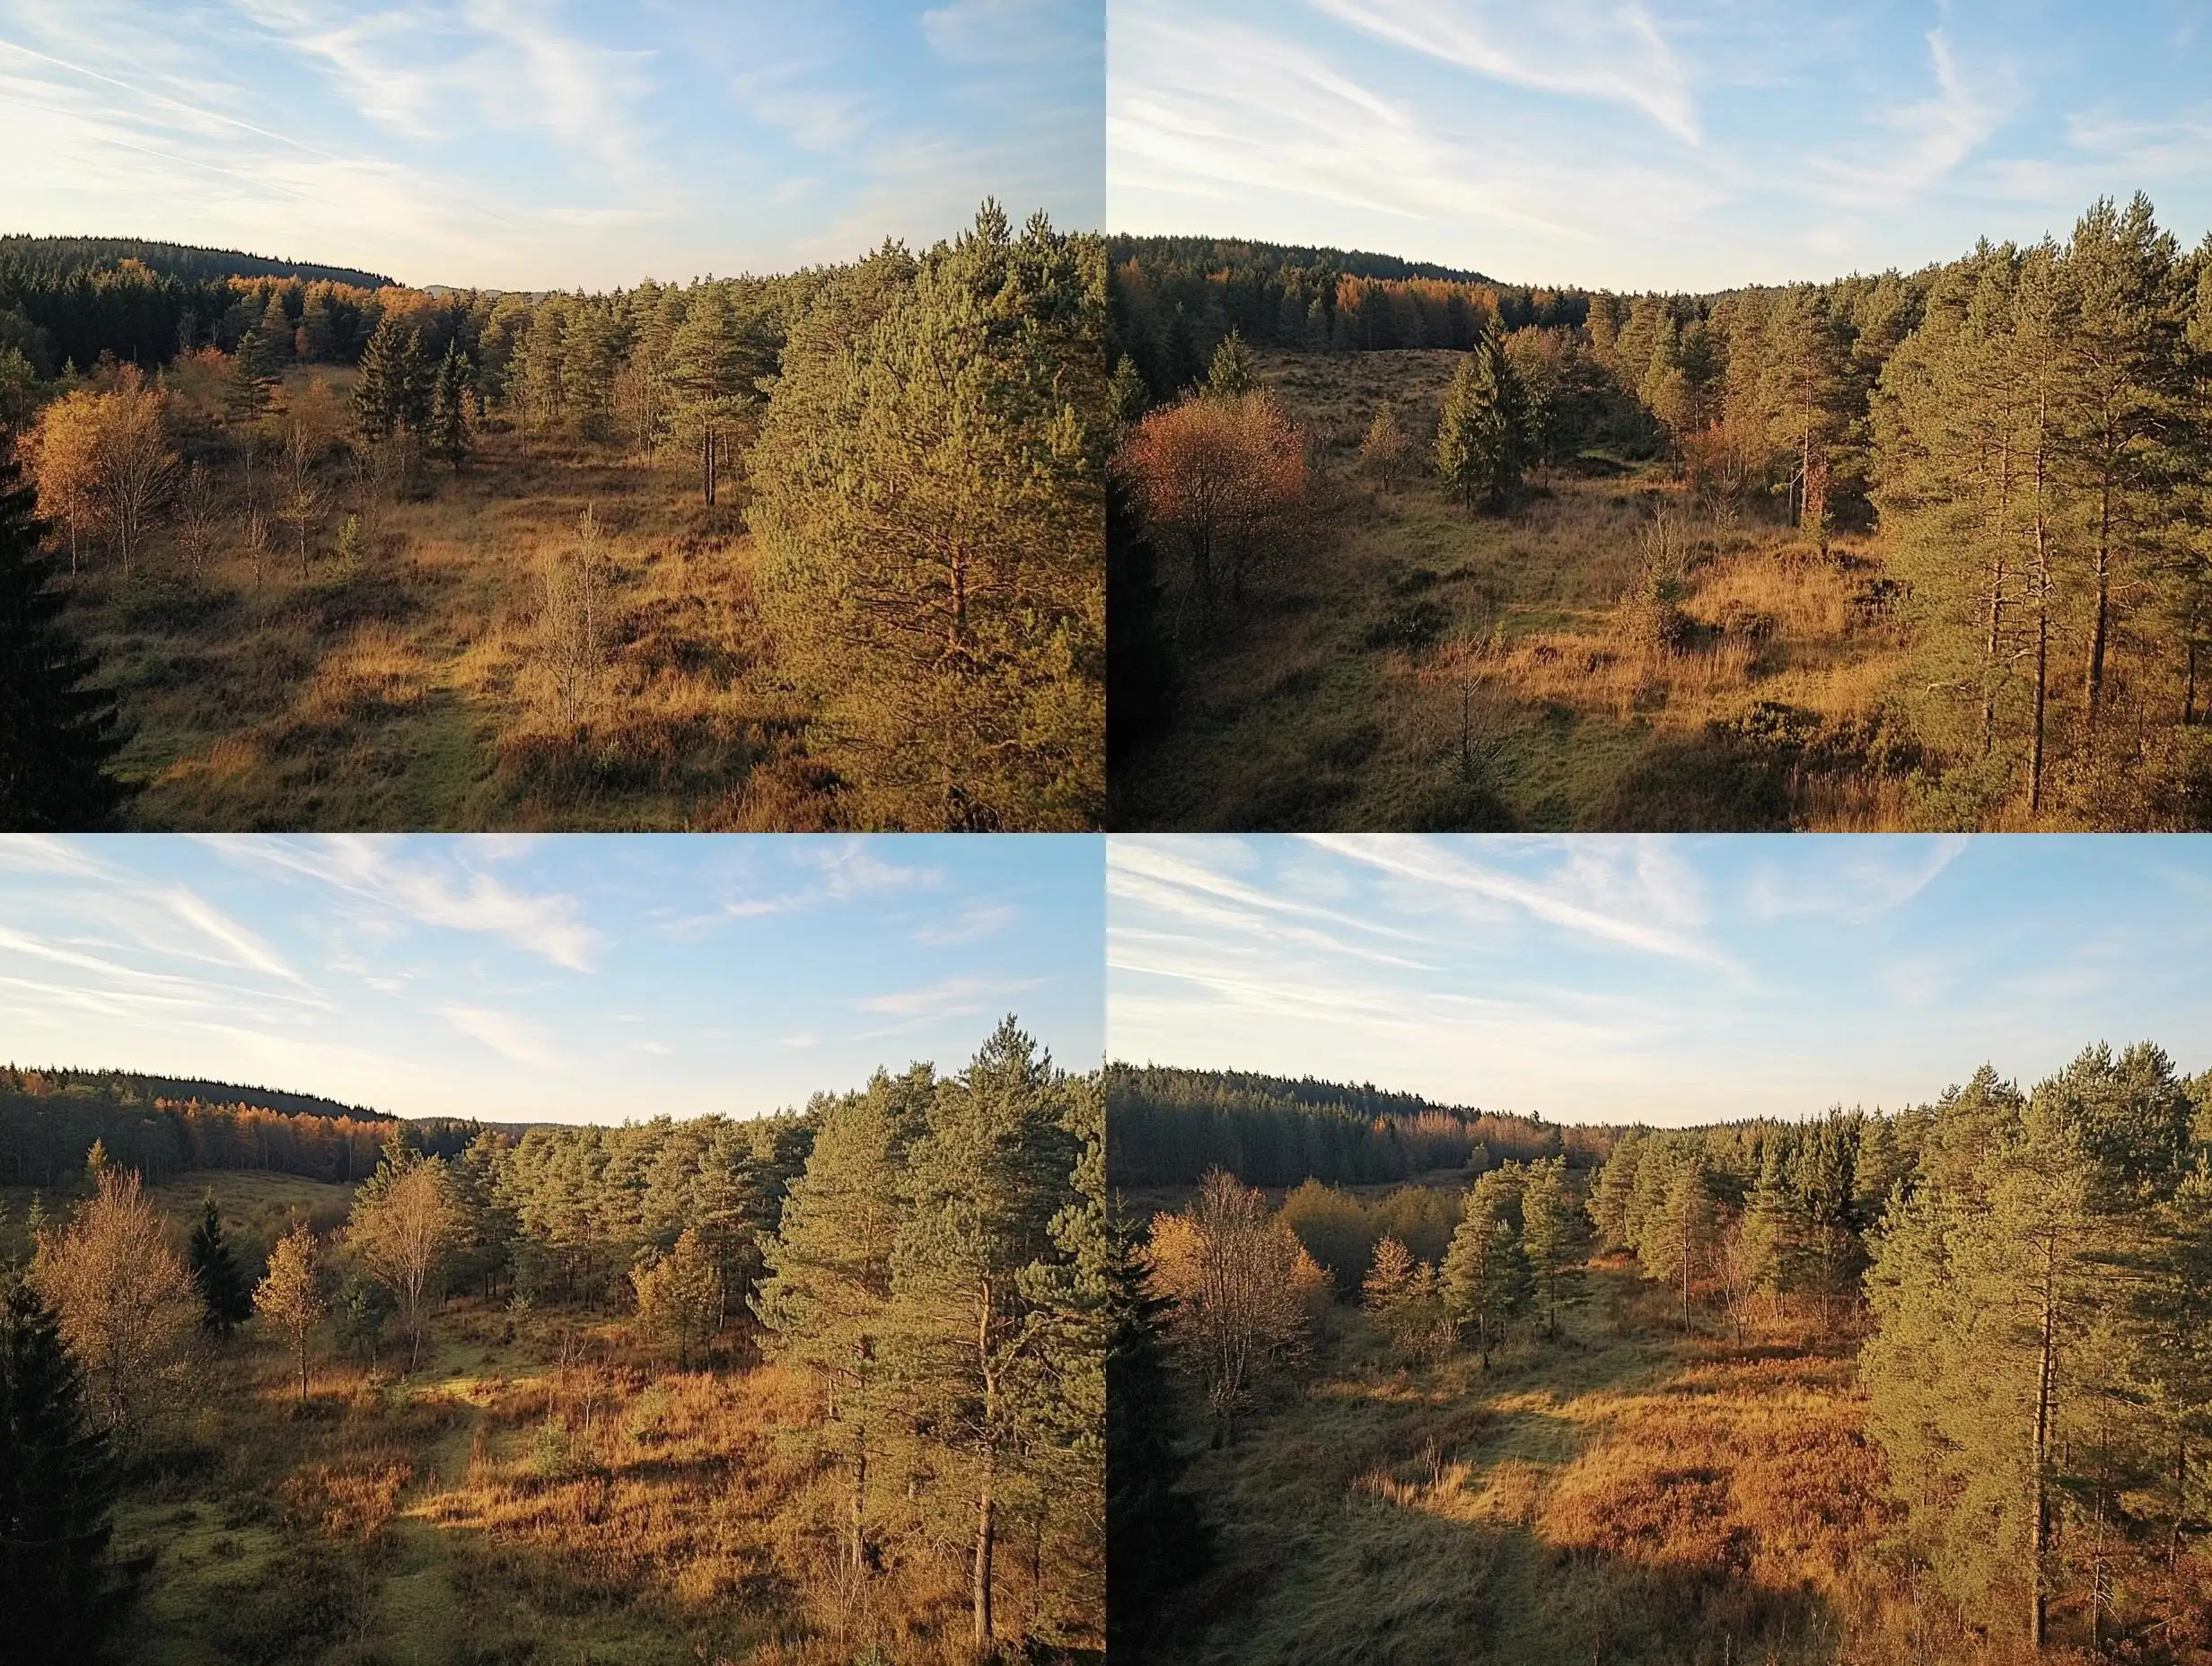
1117,390,1306,623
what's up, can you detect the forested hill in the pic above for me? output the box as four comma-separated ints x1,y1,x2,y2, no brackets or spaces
0,1064,385,1121
1106,1061,1621,1188
0,235,394,288
1109,233,1497,287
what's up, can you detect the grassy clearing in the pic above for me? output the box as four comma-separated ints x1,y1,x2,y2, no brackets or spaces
24,1173,1044,1662
1112,347,1918,831
72,373,803,830
1144,1259,2039,1666
113,1300,999,1665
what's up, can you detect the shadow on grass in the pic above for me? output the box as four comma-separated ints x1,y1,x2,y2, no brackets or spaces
1136,1280,1854,1666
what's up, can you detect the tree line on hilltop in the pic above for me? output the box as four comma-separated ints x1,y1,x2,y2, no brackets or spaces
1104,1062,1618,1188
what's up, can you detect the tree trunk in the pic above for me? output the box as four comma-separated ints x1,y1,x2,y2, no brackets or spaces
2032,1242,2057,1651
298,1334,310,1404
972,1447,996,1653
2029,402,2051,815
973,1285,998,1654
1981,434,2012,756
849,1421,869,1576
2085,476,2113,741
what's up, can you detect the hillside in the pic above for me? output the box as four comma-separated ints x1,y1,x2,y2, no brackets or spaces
1107,1061,1620,1188
0,234,395,289
0,1064,386,1121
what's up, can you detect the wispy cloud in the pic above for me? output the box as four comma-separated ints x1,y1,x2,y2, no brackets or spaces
1744,836,1969,922
1309,0,1700,145
440,1004,560,1068
1304,835,1737,972
206,837,600,971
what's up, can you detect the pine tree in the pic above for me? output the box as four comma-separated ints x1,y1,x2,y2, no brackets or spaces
1440,1198,1529,1368
186,1193,251,1337
1586,1131,1643,1251
1641,1157,1716,1320
883,1019,1081,1653
1861,1100,2111,1647
0,454,125,829
630,1226,723,1369
750,204,1106,830
1519,1157,1590,1337
224,329,276,429
1435,326,1526,513
757,1065,932,1575
427,342,471,469
0,1276,120,1663
1737,1141,1797,1321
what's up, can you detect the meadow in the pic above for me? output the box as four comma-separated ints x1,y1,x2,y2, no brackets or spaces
82,367,782,832
1142,1258,1886,1666
1113,347,1915,832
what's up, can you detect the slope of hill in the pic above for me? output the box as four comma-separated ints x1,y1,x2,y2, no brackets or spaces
0,234,395,288
0,1064,386,1120
1108,1061,1620,1188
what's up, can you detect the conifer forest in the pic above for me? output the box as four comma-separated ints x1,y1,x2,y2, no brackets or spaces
0,1021,1105,1663
1108,199,2212,831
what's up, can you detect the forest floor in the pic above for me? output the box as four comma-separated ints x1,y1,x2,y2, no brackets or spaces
66,369,825,831
1111,347,1924,832
1141,1258,2050,1666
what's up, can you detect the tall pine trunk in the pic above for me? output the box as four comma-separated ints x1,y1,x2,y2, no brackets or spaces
2030,399,2052,814
2085,470,2114,741
2032,1237,2057,1650
1982,433,2013,756
971,1284,998,1653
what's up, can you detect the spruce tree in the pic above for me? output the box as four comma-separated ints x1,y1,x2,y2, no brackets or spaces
427,343,471,469
1205,329,1257,398
1104,1207,1207,1653
0,454,125,830
1435,326,1526,513
0,1276,120,1663
1109,355,1148,425
186,1193,251,1337
224,328,276,429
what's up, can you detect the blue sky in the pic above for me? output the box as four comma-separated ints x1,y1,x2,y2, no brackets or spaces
0,834,1102,1124
1108,835,2212,1127
0,0,1102,289
1109,0,2212,292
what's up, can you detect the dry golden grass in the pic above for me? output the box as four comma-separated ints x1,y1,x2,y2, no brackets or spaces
1111,347,1922,832
70,373,821,829
118,1298,1088,1665
1141,1259,2172,1666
